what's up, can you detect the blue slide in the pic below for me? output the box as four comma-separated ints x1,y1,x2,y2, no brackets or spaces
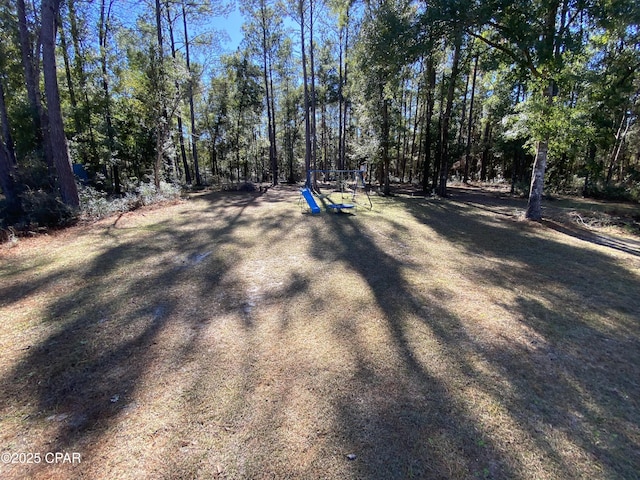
301,187,321,214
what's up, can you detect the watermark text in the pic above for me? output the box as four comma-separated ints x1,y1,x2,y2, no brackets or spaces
1,451,81,465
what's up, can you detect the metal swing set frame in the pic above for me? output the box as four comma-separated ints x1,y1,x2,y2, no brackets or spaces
301,168,372,213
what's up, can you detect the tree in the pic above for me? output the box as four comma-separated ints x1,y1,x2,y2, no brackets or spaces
467,0,623,219
353,0,413,194
242,0,282,185
98,0,120,192
223,52,263,181
181,0,203,186
0,77,20,214
41,0,79,207
295,0,313,185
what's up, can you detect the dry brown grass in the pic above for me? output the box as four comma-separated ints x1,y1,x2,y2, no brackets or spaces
1,185,639,479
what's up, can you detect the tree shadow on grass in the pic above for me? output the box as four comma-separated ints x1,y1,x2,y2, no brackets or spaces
308,213,520,479
0,189,288,478
395,195,640,479
3,187,638,479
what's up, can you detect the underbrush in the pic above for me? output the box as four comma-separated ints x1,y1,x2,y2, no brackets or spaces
79,182,183,220
1,182,182,241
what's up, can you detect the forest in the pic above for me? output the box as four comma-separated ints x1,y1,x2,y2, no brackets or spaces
0,0,639,228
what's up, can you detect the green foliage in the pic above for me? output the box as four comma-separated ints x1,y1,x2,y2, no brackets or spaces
1,0,639,220
79,181,182,220
584,181,640,203
18,190,77,228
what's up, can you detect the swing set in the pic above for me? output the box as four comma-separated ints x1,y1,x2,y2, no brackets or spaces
300,168,372,214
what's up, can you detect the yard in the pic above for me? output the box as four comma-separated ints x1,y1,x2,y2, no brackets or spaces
1,185,639,479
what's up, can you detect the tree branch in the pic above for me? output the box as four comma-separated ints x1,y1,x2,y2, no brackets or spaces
465,29,543,78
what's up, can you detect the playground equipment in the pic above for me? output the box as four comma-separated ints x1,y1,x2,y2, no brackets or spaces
300,169,372,213
300,187,321,214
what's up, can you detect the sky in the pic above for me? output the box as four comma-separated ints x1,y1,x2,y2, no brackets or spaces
211,5,245,53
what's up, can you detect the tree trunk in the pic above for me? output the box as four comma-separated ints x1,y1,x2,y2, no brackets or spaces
59,26,80,132
464,54,478,183
18,0,55,177
408,72,422,184
0,75,17,166
338,26,344,171
99,0,120,193
381,84,391,195
480,121,491,181
421,55,435,193
0,138,19,213
525,2,559,220
0,79,19,212
153,0,168,189
526,139,548,220
341,20,349,171
17,0,43,137
181,0,201,185
165,1,191,184
299,0,312,186
41,0,79,207
259,0,277,185
433,70,445,190
68,0,98,165
437,34,461,197
309,0,318,174
269,64,277,181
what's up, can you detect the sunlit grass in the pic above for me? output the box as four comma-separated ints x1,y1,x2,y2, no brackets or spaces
0,185,639,479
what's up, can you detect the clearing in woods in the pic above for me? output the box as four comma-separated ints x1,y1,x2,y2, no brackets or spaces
1,184,639,479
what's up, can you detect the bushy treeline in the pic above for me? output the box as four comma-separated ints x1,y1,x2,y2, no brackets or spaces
1,0,639,229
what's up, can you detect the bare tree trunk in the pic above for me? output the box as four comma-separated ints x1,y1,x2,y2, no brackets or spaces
437,35,461,197
526,1,559,220
17,0,42,135
464,54,478,183
59,26,79,131
421,55,435,193
526,139,548,220
153,0,167,189
18,0,55,176
309,0,318,173
181,0,201,185
381,84,391,195
0,138,19,213
258,0,277,185
299,0,312,186
67,0,98,164
408,69,422,184
99,0,119,193
340,20,349,170
0,79,19,211
606,111,630,184
337,25,344,171
41,0,79,207
268,62,277,183
165,1,190,184
433,70,445,190
0,74,17,166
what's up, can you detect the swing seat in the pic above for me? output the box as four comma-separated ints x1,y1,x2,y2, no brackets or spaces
326,203,355,212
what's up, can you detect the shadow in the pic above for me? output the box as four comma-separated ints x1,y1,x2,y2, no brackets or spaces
2,186,638,479
393,195,640,479
307,213,519,478
0,187,299,479
542,218,640,257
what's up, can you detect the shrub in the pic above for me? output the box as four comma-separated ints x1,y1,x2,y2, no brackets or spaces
584,182,638,203
79,182,182,220
19,189,77,228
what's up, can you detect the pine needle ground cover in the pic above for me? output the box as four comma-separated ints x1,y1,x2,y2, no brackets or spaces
1,185,639,479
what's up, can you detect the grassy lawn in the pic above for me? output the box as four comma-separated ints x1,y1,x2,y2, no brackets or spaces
1,185,639,479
